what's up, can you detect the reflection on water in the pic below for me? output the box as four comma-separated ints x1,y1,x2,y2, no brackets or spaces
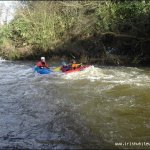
0,60,150,149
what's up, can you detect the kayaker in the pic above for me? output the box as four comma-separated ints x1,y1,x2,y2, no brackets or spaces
61,61,70,72
36,57,49,69
71,59,81,69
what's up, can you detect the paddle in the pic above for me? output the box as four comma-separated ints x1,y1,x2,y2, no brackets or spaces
53,66,61,72
70,54,76,59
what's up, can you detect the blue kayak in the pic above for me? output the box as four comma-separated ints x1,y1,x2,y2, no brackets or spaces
34,66,52,74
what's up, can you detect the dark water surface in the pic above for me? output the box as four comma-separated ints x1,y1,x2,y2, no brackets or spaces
0,59,150,149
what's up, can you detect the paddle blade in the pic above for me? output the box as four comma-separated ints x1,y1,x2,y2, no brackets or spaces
53,67,61,72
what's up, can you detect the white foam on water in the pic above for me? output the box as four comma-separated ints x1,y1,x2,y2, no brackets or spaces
62,66,150,87
0,57,6,62
63,66,104,80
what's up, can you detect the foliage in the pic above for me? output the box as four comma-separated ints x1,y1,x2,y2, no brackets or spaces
0,1,150,64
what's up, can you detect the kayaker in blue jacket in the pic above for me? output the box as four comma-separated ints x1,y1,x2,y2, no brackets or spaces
61,61,70,72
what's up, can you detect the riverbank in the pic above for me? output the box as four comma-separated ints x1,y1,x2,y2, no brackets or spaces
1,32,150,66
0,1,150,66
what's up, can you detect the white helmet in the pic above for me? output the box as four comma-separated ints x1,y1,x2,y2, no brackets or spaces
62,61,67,66
41,57,45,61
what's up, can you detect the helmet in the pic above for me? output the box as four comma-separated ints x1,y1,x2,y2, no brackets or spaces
62,61,67,66
72,59,76,63
41,57,45,61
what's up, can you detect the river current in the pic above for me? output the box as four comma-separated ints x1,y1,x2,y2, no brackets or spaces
0,58,150,149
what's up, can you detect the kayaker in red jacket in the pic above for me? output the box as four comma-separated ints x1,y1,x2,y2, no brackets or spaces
36,57,49,68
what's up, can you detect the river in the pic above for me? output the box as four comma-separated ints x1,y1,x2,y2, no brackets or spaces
0,58,150,149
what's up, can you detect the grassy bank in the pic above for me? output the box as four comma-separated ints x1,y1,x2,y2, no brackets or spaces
0,1,150,65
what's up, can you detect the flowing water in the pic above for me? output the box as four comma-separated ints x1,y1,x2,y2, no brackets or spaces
0,58,150,149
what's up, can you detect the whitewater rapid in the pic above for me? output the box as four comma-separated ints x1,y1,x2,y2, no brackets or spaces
0,60,150,149
62,65,150,87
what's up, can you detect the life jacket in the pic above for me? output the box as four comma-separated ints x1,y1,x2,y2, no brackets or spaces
61,65,70,72
71,63,81,69
36,61,49,68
